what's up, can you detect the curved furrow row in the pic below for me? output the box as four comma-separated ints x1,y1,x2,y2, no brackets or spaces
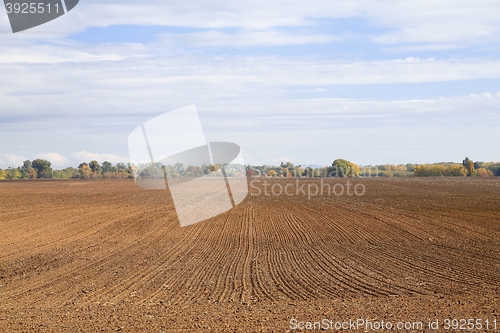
11,212,176,304
258,196,382,299
257,203,311,300
2,209,168,300
300,245,398,297
0,206,123,261
333,245,425,295
274,200,418,296
92,213,213,304
291,200,383,244
143,208,242,304
361,245,500,292
265,198,347,299
244,200,275,301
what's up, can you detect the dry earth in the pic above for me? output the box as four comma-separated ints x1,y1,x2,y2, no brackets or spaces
0,178,499,332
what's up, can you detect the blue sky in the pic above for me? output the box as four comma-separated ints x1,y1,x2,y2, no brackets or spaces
0,0,499,168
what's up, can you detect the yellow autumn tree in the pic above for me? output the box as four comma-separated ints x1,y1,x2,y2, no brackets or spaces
476,168,493,177
330,159,361,177
462,157,476,177
267,170,277,177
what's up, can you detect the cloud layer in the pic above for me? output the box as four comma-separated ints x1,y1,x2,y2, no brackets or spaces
0,1,499,167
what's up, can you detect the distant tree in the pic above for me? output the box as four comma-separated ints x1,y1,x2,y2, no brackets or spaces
405,164,416,172
28,168,37,179
89,160,101,173
330,159,361,177
17,166,29,179
5,167,22,179
293,166,304,177
116,163,127,171
101,161,112,173
473,161,484,170
414,164,467,177
17,160,36,179
139,164,165,179
32,159,52,178
476,168,493,177
484,163,500,176
78,162,92,179
267,170,277,177
0,168,5,180
462,157,476,177
184,165,203,177
304,167,315,177
52,167,79,179
280,161,294,169
22,160,33,172
447,164,468,177
203,164,221,175
163,165,181,178
174,163,185,174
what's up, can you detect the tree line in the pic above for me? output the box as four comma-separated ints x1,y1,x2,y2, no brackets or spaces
1,156,499,180
0,159,134,180
248,157,500,178
136,162,245,179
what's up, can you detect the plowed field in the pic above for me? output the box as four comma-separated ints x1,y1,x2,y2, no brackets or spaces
0,178,499,332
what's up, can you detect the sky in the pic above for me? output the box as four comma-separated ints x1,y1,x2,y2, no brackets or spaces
0,0,499,169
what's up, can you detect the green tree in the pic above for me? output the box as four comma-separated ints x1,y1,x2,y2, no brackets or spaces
22,160,33,172
18,159,36,179
405,164,416,172
116,163,127,171
89,160,101,173
32,159,52,178
184,165,203,177
0,168,5,180
5,167,22,179
52,167,79,179
280,161,294,169
17,166,29,179
101,161,112,173
293,165,304,177
174,163,185,174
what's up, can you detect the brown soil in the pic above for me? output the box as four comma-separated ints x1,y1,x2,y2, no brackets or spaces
0,178,499,332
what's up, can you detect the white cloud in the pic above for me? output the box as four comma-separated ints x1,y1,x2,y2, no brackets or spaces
382,44,459,54
0,153,27,168
3,0,500,49
70,151,128,164
157,30,338,48
1,90,499,167
1,1,500,166
34,152,70,167
2,55,500,120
